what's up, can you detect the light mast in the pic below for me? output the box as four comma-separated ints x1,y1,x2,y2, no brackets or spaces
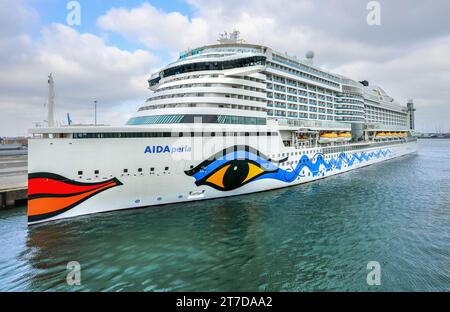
47,73,55,127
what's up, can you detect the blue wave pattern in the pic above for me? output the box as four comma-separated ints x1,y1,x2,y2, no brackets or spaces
256,149,393,183
189,148,393,188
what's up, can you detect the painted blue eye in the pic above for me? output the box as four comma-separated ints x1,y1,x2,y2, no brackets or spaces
185,146,283,191
191,159,267,191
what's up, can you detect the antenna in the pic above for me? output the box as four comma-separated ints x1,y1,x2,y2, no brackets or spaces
47,73,55,127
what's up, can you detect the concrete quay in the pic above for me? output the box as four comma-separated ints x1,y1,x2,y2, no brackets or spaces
0,155,27,209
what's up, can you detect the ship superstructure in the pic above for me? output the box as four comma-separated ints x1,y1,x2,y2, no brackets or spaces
28,31,417,224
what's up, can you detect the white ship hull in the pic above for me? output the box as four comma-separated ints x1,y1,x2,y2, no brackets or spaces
28,38,419,225
27,130,417,224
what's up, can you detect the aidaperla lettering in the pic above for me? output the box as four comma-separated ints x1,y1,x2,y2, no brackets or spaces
144,145,192,154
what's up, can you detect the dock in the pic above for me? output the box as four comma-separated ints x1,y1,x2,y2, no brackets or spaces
0,155,27,209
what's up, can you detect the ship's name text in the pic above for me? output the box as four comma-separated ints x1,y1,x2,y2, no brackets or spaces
144,145,191,154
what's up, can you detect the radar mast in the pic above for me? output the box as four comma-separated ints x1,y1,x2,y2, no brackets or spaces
218,30,245,44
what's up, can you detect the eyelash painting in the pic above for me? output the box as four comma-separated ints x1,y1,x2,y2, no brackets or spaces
184,145,285,191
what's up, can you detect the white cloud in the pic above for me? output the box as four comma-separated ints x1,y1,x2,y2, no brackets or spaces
0,0,38,36
0,15,159,136
334,35,450,131
97,3,210,51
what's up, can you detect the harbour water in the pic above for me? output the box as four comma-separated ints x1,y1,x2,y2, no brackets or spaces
0,139,449,291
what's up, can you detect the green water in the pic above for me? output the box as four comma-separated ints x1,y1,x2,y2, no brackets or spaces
0,140,449,291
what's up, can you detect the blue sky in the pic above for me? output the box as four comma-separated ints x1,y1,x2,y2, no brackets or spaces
31,0,194,33
27,0,194,63
1,0,450,136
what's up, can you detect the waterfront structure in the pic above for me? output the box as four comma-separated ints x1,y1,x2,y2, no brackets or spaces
28,31,417,224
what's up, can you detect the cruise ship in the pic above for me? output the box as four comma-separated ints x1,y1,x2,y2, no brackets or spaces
28,31,418,225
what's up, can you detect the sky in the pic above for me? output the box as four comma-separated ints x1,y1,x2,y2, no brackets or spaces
1,0,450,136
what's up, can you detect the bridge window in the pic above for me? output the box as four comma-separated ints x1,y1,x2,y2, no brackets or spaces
158,56,266,80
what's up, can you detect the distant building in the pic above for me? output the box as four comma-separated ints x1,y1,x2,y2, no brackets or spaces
1,137,28,146
417,132,450,139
